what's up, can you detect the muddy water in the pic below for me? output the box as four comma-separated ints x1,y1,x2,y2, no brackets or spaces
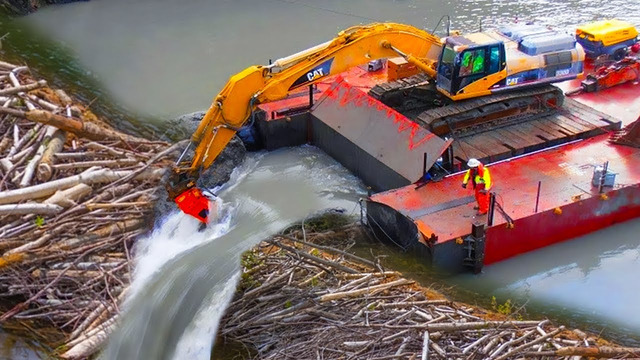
0,330,44,359
453,219,640,344
21,0,640,121
1,0,639,357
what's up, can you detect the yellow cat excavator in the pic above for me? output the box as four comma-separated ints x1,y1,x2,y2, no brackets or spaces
169,22,585,223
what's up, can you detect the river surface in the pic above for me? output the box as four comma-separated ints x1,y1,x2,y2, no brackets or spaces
1,0,639,358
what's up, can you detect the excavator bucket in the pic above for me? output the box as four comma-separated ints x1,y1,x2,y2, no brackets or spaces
174,187,210,224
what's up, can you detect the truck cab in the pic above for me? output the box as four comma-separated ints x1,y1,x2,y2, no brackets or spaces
576,19,639,60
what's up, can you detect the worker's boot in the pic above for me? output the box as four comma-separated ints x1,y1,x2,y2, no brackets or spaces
473,205,479,210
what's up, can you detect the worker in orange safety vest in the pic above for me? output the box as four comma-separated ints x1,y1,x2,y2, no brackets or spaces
462,158,492,215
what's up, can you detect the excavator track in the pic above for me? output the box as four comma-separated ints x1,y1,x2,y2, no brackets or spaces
416,85,563,137
369,73,441,114
370,78,564,138
369,73,432,98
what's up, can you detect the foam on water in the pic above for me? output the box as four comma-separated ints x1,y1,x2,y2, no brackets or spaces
103,147,366,360
129,196,230,297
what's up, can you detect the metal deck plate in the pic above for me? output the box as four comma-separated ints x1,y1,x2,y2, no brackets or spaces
312,78,451,183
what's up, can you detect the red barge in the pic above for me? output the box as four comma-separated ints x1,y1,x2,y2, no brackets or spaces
251,58,640,272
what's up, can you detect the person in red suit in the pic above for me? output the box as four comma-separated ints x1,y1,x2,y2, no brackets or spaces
462,158,492,215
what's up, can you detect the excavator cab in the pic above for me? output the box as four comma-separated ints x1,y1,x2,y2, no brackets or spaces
436,40,506,98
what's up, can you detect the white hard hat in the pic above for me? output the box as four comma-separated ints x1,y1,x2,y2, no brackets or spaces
467,158,481,168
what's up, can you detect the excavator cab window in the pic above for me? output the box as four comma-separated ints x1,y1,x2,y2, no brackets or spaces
438,44,456,80
443,43,505,95
436,43,457,94
488,46,502,73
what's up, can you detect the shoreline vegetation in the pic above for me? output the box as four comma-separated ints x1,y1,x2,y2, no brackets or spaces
0,59,179,359
214,214,640,359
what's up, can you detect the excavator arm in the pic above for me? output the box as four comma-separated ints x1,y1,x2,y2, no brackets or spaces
172,23,443,223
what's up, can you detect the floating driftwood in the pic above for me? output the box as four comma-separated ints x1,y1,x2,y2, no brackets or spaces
0,60,178,359
216,222,640,359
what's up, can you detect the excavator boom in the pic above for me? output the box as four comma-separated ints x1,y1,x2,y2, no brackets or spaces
189,23,442,171
173,23,443,223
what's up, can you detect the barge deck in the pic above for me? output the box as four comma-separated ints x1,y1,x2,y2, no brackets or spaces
253,61,640,272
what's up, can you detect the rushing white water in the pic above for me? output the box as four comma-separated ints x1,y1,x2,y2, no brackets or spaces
103,147,366,359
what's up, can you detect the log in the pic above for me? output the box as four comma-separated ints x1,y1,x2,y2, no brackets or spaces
44,183,93,208
24,110,154,145
68,288,127,341
0,60,19,69
421,331,429,360
462,334,490,354
336,271,401,279
27,94,59,112
55,89,73,106
8,144,36,163
56,219,145,249
268,240,359,274
539,346,640,358
379,300,450,308
85,202,150,210
278,234,378,268
13,123,19,144
490,329,536,358
0,137,10,153
0,158,12,173
36,129,67,182
0,203,63,216
319,278,414,302
0,167,165,205
32,269,104,280
0,80,46,96
359,320,540,331
7,123,41,157
61,316,118,359
493,326,564,360
0,106,24,118
20,125,57,187
52,158,140,170
4,234,51,255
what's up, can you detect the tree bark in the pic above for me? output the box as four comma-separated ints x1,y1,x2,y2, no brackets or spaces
37,129,67,182
24,110,155,145
555,346,640,358
0,80,46,96
319,278,414,302
20,125,57,187
0,203,63,215
44,183,93,208
0,167,165,205
61,316,118,359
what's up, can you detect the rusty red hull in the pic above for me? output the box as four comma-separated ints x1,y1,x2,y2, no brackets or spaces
485,183,640,264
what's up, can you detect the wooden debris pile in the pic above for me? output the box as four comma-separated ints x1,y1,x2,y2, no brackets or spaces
218,224,640,359
0,60,179,358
